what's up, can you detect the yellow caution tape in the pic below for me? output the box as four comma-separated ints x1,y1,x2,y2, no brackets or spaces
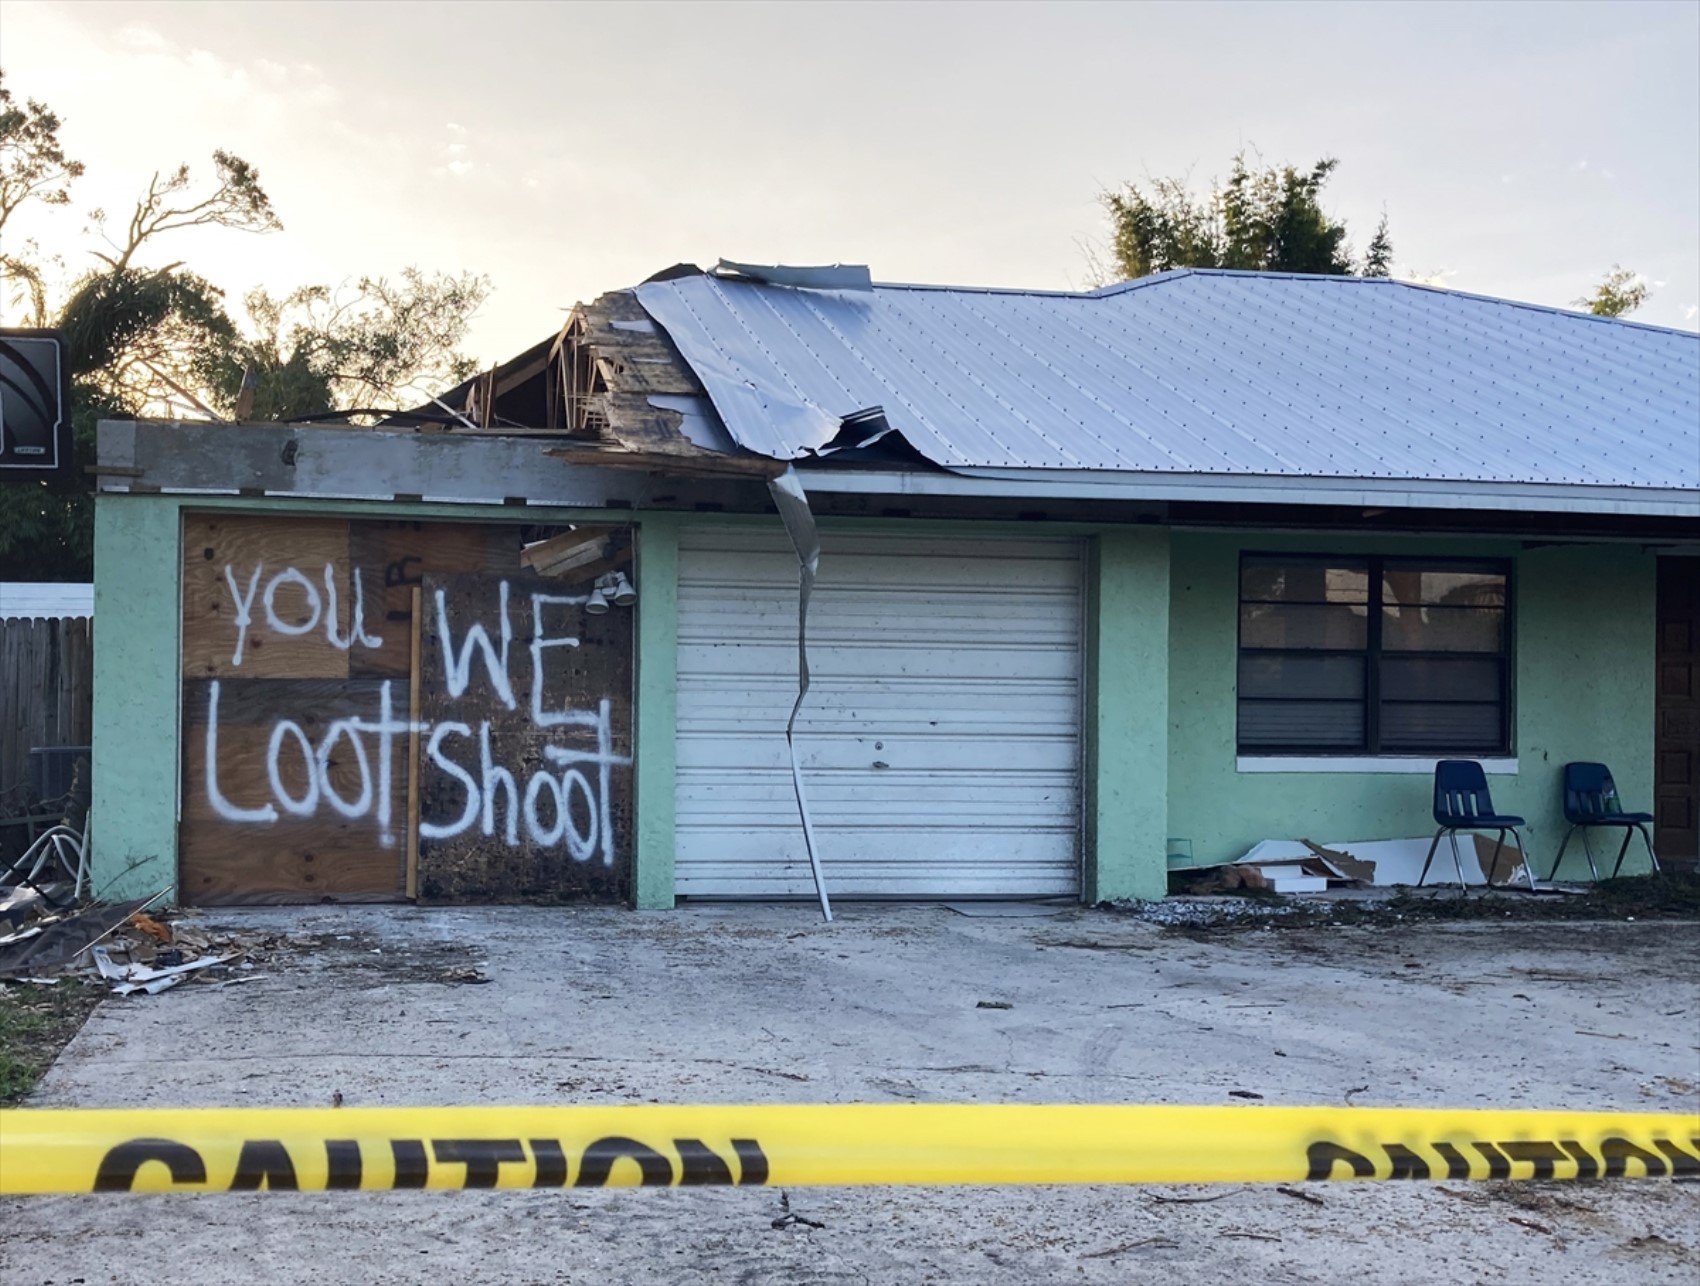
1,1105,1695,1194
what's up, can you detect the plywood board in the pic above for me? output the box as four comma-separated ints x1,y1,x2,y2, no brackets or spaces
177,516,629,905
181,515,354,680
179,678,408,903
348,520,525,678
416,555,634,902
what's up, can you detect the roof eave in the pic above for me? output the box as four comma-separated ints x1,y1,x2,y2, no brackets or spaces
794,466,1700,520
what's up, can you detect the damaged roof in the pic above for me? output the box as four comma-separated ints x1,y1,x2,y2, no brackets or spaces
633,266,1700,514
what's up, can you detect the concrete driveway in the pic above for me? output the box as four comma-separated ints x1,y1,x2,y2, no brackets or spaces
2,903,1697,1284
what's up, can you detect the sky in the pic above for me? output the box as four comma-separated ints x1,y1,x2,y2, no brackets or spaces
2,0,1697,366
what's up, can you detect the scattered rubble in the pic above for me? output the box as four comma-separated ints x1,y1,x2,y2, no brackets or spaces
1175,833,1535,896
1106,867,1698,931
0,893,288,995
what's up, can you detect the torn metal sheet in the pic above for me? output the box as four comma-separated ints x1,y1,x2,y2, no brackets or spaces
714,259,873,291
767,466,832,923
0,884,53,932
91,945,237,996
648,394,741,453
635,276,876,459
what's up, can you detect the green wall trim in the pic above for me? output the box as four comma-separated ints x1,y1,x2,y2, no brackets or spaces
1084,528,1171,902
632,514,680,909
90,497,183,901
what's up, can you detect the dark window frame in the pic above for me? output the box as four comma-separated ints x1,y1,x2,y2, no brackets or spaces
1236,554,1513,756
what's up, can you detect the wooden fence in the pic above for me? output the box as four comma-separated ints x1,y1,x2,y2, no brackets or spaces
1,617,93,803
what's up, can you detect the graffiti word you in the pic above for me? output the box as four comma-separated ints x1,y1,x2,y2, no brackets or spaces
205,573,626,864
222,563,384,666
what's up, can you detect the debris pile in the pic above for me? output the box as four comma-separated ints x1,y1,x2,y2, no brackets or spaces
1172,835,1534,896
0,891,280,994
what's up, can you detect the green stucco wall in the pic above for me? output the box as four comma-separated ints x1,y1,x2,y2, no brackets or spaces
1084,529,1171,901
90,498,183,900
632,513,679,909
1165,532,1657,878
1515,544,1657,878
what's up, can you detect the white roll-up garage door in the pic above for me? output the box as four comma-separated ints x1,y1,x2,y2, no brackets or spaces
675,527,1083,898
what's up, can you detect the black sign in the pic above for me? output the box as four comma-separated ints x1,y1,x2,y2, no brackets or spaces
1,329,73,481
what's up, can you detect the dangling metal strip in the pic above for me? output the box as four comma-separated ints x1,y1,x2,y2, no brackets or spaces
766,466,832,923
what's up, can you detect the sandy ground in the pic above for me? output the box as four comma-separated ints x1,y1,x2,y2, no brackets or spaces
1,902,1697,1285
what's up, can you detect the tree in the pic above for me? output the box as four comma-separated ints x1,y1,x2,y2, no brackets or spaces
1,68,85,327
0,73,491,580
1103,152,1391,281
0,69,84,233
88,150,281,272
1575,266,1649,319
213,270,490,421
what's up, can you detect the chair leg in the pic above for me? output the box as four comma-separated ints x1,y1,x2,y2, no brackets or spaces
1484,829,1506,889
1546,825,1577,882
1447,831,1469,892
1608,827,1635,880
1636,824,1661,876
1418,829,1445,888
1579,828,1602,882
1632,823,1659,870
1509,828,1536,892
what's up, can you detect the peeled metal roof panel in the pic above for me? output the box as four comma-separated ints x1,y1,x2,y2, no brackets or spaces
633,269,1700,496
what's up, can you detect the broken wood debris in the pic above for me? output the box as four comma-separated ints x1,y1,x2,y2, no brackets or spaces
0,894,289,995
1081,1237,1179,1257
1173,831,1547,895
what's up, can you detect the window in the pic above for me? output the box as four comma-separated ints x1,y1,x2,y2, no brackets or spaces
1237,555,1510,755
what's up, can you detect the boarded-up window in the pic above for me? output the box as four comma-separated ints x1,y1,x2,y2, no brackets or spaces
179,515,634,904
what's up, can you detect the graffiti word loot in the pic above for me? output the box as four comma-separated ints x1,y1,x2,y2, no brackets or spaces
204,568,626,864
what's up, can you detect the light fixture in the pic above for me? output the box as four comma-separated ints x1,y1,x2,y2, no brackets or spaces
586,570,636,615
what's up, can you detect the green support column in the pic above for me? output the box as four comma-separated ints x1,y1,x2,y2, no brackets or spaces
632,513,680,908
1084,528,1171,902
90,495,183,901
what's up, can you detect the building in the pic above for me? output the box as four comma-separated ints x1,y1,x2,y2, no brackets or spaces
86,266,1700,906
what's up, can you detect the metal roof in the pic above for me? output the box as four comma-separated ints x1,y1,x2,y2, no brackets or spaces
0,582,93,620
634,268,1700,514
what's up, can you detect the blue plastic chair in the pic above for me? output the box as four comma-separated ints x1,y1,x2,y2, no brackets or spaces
1546,762,1660,881
1418,760,1536,892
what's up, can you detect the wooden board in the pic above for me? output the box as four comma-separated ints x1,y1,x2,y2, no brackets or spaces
181,515,354,680
406,586,423,900
348,520,523,678
416,553,635,903
177,514,611,904
179,678,410,903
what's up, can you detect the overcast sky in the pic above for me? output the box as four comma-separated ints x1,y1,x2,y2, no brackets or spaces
3,0,1697,364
